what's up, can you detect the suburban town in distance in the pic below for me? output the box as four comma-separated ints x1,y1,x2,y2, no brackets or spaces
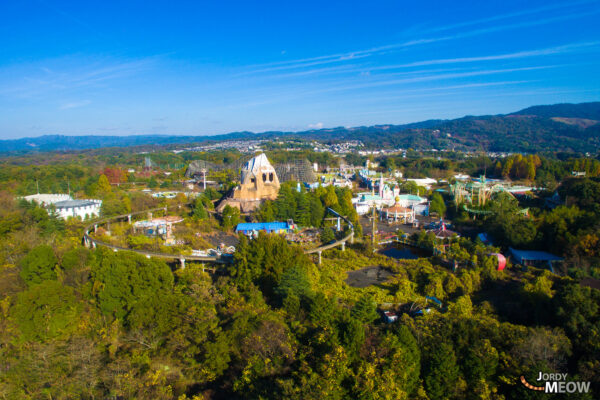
0,1,599,399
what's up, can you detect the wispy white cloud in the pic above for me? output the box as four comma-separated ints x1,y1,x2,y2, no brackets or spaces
342,81,537,104
60,99,91,110
201,77,541,113
423,9,600,46
222,67,547,107
267,64,366,79
237,4,600,76
308,122,324,129
368,42,600,71
306,65,562,95
235,54,372,76
0,57,157,99
348,88,600,115
420,0,598,34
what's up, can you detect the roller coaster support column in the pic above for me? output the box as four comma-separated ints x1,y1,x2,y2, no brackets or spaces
180,258,186,269
341,242,345,251
127,214,131,223
318,251,322,265
94,224,98,233
337,217,341,232
350,232,354,244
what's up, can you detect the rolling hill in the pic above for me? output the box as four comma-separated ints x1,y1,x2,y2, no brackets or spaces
1,102,599,154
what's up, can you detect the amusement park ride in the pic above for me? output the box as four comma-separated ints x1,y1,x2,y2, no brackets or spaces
450,175,529,216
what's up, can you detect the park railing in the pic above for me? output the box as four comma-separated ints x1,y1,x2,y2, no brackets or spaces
82,202,228,268
84,202,355,268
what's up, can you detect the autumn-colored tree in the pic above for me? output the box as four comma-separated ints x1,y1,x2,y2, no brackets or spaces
103,167,126,184
97,174,112,193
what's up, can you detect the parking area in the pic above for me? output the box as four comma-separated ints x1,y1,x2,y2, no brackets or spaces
345,266,396,288
202,231,239,247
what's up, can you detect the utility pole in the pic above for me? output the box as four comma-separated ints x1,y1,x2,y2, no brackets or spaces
371,205,376,252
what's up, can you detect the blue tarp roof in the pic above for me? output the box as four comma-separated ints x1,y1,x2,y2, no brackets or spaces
509,247,563,263
235,222,290,232
477,232,493,244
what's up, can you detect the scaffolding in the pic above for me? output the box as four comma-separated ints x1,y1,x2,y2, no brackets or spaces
275,159,317,183
143,156,185,171
450,176,531,217
187,156,316,183
450,176,514,207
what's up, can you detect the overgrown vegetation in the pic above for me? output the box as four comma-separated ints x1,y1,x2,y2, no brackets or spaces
0,147,598,399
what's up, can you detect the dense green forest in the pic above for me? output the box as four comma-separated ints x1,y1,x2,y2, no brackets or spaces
2,102,600,154
0,148,599,399
0,190,599,398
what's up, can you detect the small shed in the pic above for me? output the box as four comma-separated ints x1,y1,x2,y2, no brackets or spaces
509,247,563,272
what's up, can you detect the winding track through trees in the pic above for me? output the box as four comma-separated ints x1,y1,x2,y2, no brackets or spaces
82,202,355,268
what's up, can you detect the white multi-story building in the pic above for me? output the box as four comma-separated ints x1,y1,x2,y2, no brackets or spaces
22,194,102,220
52,199,102,220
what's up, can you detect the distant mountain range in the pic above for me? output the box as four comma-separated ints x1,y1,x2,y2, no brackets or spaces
1,102,599,154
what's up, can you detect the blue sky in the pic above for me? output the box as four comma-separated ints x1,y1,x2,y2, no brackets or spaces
1,0,600,139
